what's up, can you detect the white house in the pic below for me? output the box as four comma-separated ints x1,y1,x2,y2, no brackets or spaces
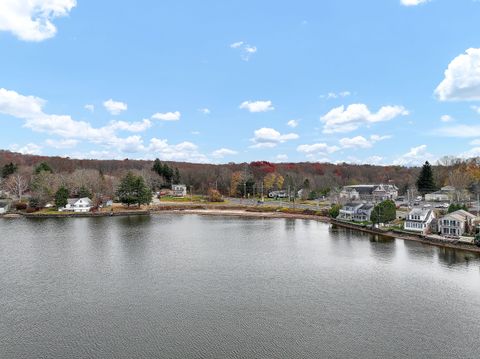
425,186,455,202
340,184,398,202
404,208,435,234
438,210,477,237
172,184,187,197
59,197,93,213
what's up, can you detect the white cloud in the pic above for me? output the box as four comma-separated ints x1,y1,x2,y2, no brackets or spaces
45,138,79,149
198,108,210,115
275,154,288,162
287,119,299,128
10,143,42,155
435,48,480,101
435,124,480,138
212,148,238,158
84,104,94,112
0,0,76,41
239,100,274,113
103,99,127,115
321,91,351,99
366,156,385,165
251,127,299,148
440,114,454,122
107,119,152,132
0,87,44,118
151,111,181,121
460,147,480,159
230,41,257,61
297,143,340,154
400,0,430,6
148,138,208,162
339,134,391,149
393,145,433,166
320,103,409,133
472,105,480,114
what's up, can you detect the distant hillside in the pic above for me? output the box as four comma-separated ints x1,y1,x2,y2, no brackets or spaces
0,150,422,195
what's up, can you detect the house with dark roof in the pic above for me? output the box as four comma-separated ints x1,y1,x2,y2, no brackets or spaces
340,184,398,202
337,202,374,222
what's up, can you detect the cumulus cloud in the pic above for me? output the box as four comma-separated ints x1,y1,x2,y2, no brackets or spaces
287,119,299,128
151,111,181,121
400,0,430,6
103,99,128,115
230,41,257,61
320,103,409,133
239,100,274,113
212,148,238,158
435,124,480,138
275,154,288,162
45,138,79,149
198,108,210,115
321,91,351,99
393,145,433,166
0,0,76,41
297,143,340,155
10,143,42,155
0,88,212,162
250,128,298,148
339,134,391,149
435,48,480,101
440,114,454,122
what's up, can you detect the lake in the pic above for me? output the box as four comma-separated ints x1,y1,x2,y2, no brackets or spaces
1,214,480,358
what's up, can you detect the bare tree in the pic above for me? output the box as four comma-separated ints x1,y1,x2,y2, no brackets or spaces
5,173,29,200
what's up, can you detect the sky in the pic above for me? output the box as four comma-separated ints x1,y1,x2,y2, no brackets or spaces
1,0,480,166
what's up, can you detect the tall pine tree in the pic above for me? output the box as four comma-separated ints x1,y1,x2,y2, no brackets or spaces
416,161,437,195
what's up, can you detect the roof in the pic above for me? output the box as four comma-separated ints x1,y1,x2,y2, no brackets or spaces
441,210,476,221
408,208,433,217
344,184,397,194
344,202,363,208
359,204,374,210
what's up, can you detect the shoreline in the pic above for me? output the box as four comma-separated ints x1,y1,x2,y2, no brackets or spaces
4,206,480,254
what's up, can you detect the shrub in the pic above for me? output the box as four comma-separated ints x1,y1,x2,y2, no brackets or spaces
25,207,37,213
207,189,223,202
329,204,342,218
15,202,27,211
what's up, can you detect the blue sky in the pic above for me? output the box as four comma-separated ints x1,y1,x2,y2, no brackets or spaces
1,0,480,165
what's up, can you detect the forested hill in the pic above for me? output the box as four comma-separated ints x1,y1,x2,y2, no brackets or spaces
0,150,427,195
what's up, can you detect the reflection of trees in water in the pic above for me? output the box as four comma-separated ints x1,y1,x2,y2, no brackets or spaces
368,235,395,259
329,225,372,242
437,247,480,267
117,215,151,227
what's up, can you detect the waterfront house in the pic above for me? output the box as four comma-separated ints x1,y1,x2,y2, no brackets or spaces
340,184,398,202
438,210,477,237
59,197,93,213
172,184,187,197
404,207,435,234
338,203,374,222
353,203,374,222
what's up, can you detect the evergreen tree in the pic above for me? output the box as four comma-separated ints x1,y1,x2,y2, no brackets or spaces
329,204,342,218
116,172,152,207
78,185,92,198
173,168,181,184
152,158,175,185
370,200,396,224
55,186,69,209
1,162,17,178
416,161,436,195
35,162,53,174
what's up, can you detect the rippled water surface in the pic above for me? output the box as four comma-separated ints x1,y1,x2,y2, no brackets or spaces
1,215,480,358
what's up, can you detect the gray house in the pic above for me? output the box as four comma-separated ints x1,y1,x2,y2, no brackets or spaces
338,203,374,222
438,210,477,237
